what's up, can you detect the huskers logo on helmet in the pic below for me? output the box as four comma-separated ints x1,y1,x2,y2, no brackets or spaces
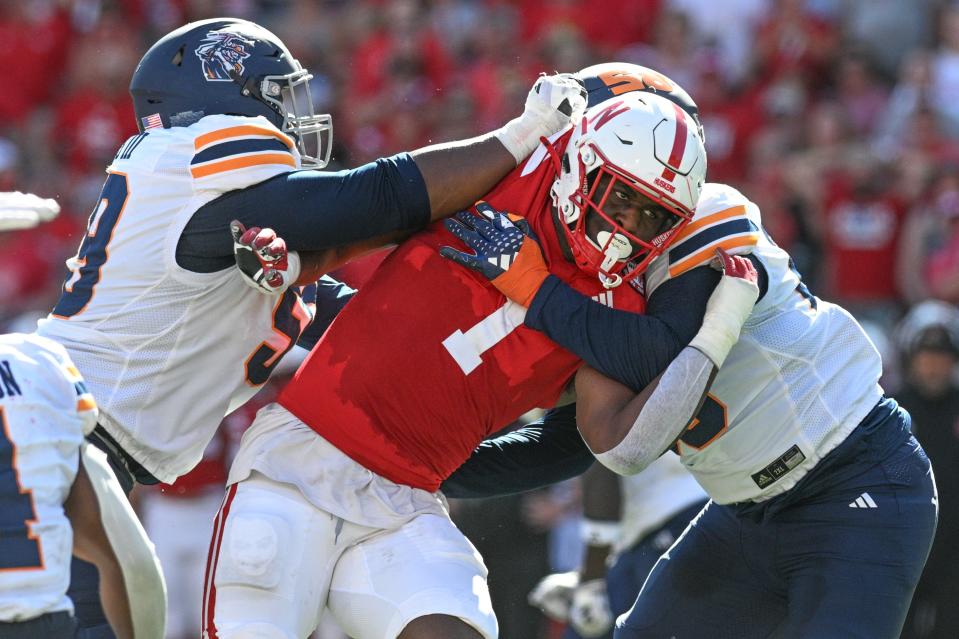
195,31,254,81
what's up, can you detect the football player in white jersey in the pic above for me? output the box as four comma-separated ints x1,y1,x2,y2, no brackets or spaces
448,174,938,637
528,458,707,639
33,16,587,637
0,333,164,639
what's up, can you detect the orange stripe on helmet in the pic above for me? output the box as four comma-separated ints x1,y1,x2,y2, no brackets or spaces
660,102,688,181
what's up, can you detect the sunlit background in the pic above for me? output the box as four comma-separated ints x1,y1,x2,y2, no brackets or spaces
2,1,958,638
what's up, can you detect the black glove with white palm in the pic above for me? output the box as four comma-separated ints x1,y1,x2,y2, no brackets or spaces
230,220,300,294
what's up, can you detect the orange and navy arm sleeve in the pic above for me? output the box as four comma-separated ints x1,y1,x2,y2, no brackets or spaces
177,153,429,272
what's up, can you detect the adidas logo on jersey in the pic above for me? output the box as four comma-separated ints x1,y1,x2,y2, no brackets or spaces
591,291,613,307
848,492,878,509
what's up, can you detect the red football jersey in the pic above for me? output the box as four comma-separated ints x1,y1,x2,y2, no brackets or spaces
278,136,646,491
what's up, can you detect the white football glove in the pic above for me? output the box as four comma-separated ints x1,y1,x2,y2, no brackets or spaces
569,578,614,638
495,73,587,163
689,248,760,368
231,220,301,294
528,570,580,622
0,191,60,231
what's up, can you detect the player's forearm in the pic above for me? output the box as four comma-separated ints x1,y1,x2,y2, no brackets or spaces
526,277,686,391
440,405,594,499
178,153,429,271
587,347,715,475
579,464,621,581
67,465,136,639
414,72,586,220
412,134,516,221
585,253,759,474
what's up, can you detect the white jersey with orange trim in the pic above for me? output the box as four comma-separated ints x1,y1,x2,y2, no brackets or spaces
0,333,97,622
37,114,312,483
645,183,884,504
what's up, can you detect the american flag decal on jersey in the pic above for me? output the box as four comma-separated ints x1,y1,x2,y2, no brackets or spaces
141,113,163,130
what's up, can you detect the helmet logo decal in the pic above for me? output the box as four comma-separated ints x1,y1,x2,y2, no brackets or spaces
195,31,255,82
654,176,676,193
589,100,629,132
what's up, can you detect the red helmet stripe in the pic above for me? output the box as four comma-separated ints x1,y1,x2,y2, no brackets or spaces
660,102,689,181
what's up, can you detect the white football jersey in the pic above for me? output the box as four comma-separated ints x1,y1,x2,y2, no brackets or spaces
37,115,312,483
646,183,884,504
0,333,97,622
616,453,705,555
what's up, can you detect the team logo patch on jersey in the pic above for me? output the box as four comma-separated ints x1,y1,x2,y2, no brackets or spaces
195,31,254,82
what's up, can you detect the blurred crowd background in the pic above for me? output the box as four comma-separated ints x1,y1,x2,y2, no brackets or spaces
2,0,959,638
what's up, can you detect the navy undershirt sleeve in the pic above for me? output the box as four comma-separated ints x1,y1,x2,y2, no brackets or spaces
176,153,430,272
523,269,717,391
440,405,594,499
296,275,356,350
525,255,768,391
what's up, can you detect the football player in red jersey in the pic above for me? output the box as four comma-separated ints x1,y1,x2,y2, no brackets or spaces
202,89,706,639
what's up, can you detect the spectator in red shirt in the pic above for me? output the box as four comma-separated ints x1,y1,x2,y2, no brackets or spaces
822,162,907,310
0,2,72,123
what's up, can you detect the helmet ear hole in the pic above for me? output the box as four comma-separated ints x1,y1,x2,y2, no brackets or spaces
171,46,184,66
561,153,570,174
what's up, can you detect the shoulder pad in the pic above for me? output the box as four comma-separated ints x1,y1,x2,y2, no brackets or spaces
647,183,762,293
664,183,761,277
187,115,300,193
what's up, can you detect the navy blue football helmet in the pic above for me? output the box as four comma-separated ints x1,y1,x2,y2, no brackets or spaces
576,62,704,143
130,18,331,167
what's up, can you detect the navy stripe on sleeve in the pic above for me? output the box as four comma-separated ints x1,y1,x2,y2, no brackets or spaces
191,138,291,165
669,218,758,264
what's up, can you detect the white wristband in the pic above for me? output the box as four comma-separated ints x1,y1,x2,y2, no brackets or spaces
494,116,550,164
579,519,622,546
285,250,302,289
689,274,759,368
495,74,586,163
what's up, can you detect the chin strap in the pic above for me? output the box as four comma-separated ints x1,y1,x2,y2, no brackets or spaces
600,272,622,289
